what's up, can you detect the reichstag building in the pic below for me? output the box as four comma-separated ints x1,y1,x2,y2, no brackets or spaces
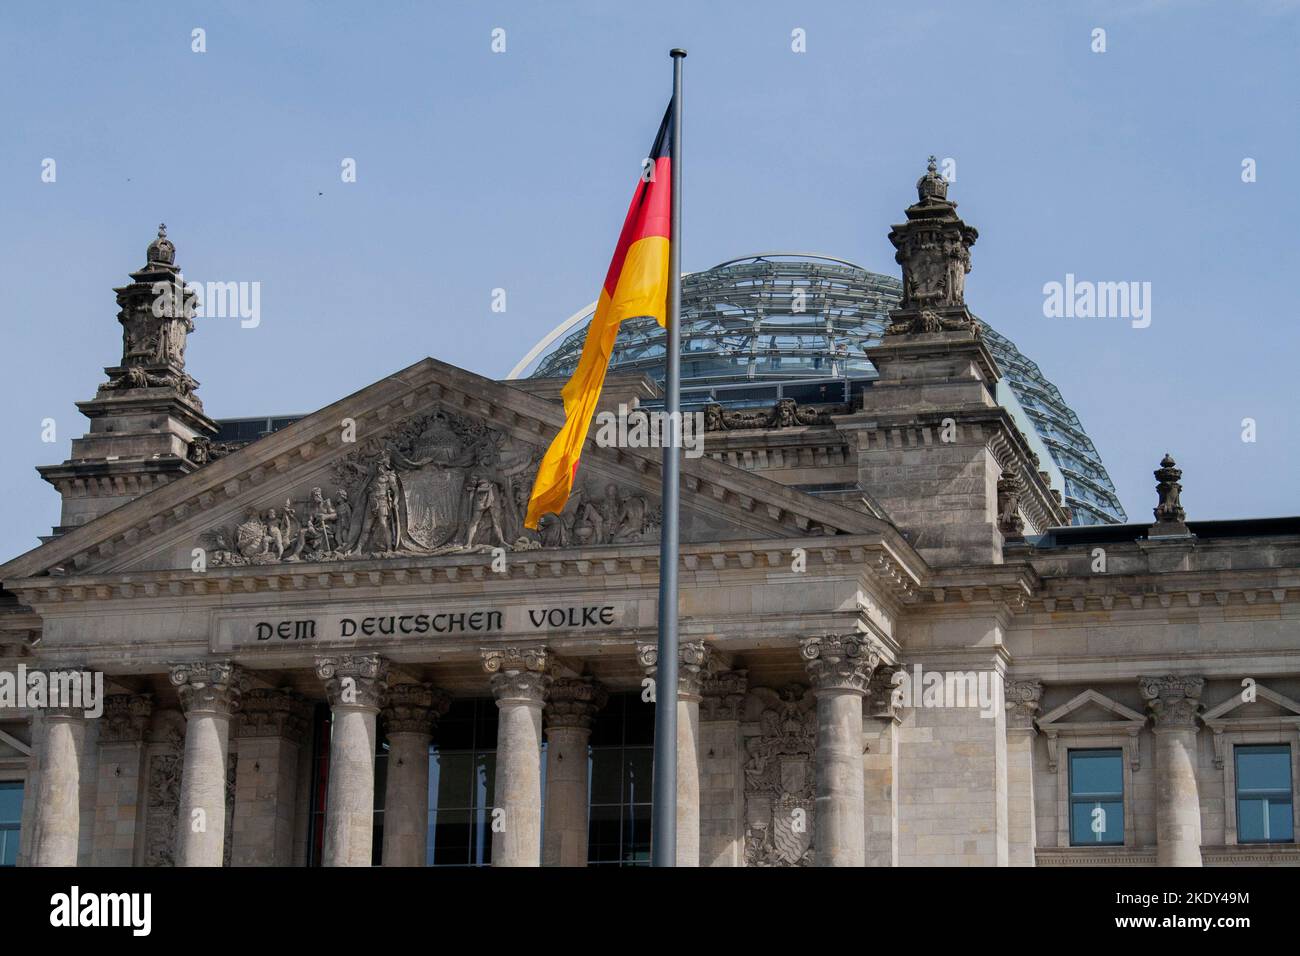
1,161,1297,868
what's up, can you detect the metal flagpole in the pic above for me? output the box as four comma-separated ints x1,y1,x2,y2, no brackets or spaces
651,47,686,868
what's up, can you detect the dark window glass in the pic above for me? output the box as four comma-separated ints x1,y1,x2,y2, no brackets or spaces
305,704,331,867
1069,749,1124,846
427,698,499,867
1236,745,1294,844
588,693,654,866
0,781,22,867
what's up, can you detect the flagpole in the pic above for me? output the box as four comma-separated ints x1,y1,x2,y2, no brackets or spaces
652,47,686,868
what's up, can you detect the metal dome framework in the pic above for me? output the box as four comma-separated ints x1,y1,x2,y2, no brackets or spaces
522,254,1127,526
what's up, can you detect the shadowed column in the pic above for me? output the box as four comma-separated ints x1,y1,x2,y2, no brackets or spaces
638,641,713,866
232,688,311,866
31,699,87,867
381,682,450,867
93,693,153,866
483,646,552,867
1141,675,1205,867
801,634,880,867
316,655,389,867
543,677,607,867
171,661,246,867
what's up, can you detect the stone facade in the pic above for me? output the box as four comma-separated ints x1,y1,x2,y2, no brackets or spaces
1,168,1298,868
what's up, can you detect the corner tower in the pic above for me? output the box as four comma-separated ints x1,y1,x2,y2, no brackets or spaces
837,160,1069,565
37,225,218,536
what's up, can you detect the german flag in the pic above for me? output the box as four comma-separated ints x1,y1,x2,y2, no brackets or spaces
524,103,673,530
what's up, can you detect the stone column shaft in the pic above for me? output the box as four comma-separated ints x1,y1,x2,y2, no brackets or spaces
638,641,711,866
543,678,606,867
317,655,389,867
801,634,880,867
484,647,551,867
1142,675,1205,867
172,661,244,867
381,683,449,867
1004,679,1043,867
31,709,86,867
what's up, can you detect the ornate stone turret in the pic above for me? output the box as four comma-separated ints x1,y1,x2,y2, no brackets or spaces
885,156,980,335
1150,453,1192,537
37,226,218,537
835,160,1069,565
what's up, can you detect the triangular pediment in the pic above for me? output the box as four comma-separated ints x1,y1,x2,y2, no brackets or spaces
1039,689,1146,728
0,356,900,582
1202,684,1300,724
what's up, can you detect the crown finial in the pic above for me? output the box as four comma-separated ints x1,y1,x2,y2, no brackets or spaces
146,222,176,267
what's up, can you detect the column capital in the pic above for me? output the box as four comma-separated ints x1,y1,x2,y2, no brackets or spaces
545,677,608,732
1004,679,1044,731
99,693,154,743
482,646,552,704
636,640,712,699
866,664,902,721
381,682,451,735
700,669,748,721
238,688,313,739
799,634,880,693
316,654,390,711
1140,675,1204,728
169,660,247,717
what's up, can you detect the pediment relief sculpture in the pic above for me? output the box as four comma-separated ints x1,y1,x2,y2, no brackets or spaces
198,409,662,566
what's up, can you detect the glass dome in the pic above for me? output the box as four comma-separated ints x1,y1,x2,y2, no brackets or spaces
520,253,1126,526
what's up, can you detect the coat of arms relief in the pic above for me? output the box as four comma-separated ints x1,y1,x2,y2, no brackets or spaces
200,409,662,566
743,684,818,867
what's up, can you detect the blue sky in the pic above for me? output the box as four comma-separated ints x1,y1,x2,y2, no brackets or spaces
1,0,1297,559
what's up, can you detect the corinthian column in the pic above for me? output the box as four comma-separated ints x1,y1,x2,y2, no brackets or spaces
482,647,552,867
1140,675,1205,867
30,702,87,867
638,640,712,867
800,634,880,867
542,677,607,867
380,682,450,867
1004,679,1043,867
171,661,246,867
316,655,389,867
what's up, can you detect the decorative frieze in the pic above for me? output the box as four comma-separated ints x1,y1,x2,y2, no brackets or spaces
315,654,390,711
799,633,881,692
743,685,817,867
381,682,451,735
1139,675,1205,727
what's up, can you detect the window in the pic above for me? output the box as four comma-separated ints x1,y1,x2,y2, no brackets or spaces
1235,745,1294,844
0,782,21,867
1069,749,1124,845
588,692,654,866
427,698,499,867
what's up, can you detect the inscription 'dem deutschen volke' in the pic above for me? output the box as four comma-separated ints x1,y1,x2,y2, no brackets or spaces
254,604,618,643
